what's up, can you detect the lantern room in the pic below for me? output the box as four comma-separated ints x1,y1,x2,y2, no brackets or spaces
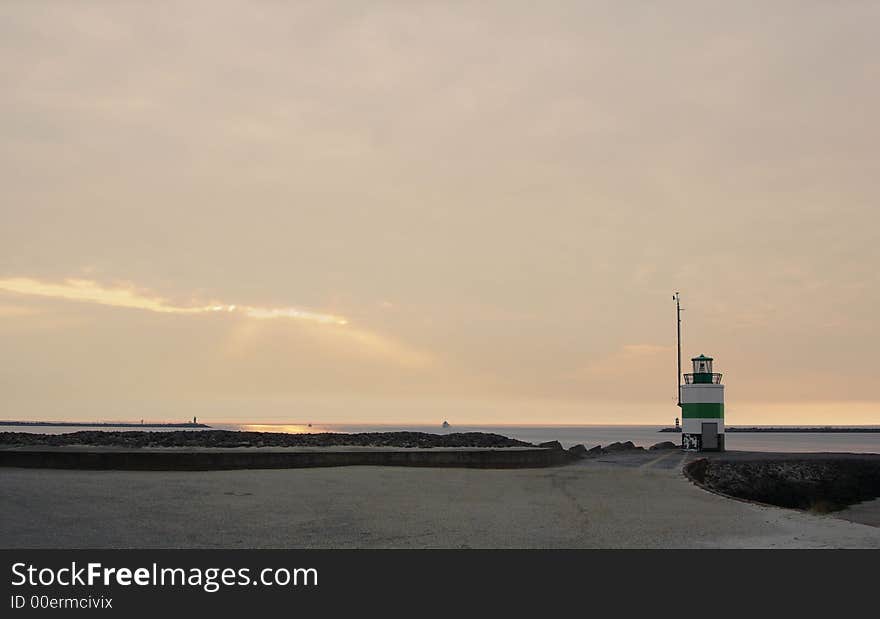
684,354,722,384
693,354,712,374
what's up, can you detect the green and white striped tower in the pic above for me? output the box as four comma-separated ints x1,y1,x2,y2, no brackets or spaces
681,354,724,451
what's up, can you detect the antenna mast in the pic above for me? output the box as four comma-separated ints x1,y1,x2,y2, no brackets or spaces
673,292,682,407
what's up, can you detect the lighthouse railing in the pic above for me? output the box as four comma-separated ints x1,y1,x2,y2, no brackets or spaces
683,373,722,384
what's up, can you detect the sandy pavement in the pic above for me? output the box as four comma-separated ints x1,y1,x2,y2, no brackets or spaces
2,450,879,548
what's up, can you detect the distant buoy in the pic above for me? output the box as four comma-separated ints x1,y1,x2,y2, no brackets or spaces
442,420,450,428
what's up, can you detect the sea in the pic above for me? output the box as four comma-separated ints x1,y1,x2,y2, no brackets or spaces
3,423,880,454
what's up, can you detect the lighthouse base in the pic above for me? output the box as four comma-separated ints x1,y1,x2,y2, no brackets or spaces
682,433,725,452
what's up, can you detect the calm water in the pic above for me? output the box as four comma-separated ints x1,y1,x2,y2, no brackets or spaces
3,423,879,453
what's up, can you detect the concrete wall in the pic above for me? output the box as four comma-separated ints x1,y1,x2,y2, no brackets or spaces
0,448,573,471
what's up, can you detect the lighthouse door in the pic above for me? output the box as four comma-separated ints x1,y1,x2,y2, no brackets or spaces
701,423,718,450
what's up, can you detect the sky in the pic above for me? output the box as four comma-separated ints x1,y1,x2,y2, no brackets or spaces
2,1,878,425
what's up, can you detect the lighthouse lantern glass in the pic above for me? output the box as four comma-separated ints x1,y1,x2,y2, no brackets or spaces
693,357,713,374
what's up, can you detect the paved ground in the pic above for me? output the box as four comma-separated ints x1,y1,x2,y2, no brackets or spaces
836,499,880,528
3,450,879,548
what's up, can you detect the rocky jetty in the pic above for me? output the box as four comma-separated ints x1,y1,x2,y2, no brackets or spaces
685,454,880,513
568,444,588,457
1,431,678,463
565,441,662,459
0,430,531,450
603,441,644,452
649,441,678,450
537,440,564,450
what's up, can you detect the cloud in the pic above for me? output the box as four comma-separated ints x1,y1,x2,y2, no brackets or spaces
0,303,40,318
578,344,673,380
618,344,671,356
0,276,432,370
0,277,348,325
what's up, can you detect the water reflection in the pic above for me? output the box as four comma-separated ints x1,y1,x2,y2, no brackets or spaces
237,424,328,434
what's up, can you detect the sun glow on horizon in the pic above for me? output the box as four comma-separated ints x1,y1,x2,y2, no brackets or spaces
238,424,324,434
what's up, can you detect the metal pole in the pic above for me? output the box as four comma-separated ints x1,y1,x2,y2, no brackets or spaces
674,292,682,407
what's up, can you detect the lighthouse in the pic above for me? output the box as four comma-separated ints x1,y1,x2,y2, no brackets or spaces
680,354,724,451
